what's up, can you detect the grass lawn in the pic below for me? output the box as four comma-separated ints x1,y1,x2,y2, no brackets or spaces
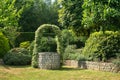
0,65,120,80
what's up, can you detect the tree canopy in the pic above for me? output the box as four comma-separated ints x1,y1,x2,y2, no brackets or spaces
19,0,59,32
0,0,23,27
58,0,83,35
82,0,120,32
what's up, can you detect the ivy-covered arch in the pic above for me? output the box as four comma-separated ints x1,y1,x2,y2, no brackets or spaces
32,24,63,68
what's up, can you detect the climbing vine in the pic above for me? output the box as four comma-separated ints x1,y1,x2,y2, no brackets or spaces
32,24,63,68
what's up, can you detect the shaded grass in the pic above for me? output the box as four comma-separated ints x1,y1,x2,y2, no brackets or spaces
0,65,120,80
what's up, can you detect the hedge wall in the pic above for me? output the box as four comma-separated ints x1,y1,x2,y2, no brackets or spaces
15,32,35,46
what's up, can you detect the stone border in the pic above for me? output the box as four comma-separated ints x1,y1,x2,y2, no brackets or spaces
64,60,120,73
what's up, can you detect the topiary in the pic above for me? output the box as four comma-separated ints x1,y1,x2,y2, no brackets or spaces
82,31,120,62
0,32,10,58
32,24,63,68
3,48,31,65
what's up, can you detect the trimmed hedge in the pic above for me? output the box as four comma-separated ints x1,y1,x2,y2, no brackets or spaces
15,32,35,46
0,32,10,58
82,31,120,61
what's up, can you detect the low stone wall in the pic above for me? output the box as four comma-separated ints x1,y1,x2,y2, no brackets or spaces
64,60,120,73
38,52,60,69
64,60,79,68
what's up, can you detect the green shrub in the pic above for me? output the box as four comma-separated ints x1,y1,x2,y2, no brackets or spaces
82,31,120,62
3,48,31,65
20,41,30,49
8,48,30,55
63,45,86,61
0,32,10,58
61,29,85,49
38,37,57,52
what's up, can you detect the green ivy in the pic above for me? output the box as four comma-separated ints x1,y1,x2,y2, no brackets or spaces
32,24,63,68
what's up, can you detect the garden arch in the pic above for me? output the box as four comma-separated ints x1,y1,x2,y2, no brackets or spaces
32,24,63,68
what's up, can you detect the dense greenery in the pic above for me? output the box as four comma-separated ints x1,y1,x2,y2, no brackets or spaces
32,24,63,68
58,0,83,35
82,0,120,32
20,41,30,49
15,32,35,46
0,32,10,58
37,37,57,52
28,40,35,55
0,0,120,68
2,26,20,48
82,31,120,61
0,0,23,27
61,29,85,53
63,45,85,61
19,0,59,32
3,48,31,65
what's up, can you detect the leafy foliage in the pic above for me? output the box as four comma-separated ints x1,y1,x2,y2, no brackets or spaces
20,41,30,49
0,32,10,58
61,29,85,49
15,32,35,47
3,48,31,65
29,40,35,55
58,0,83,35
82,0,120,31
37,37,57,52
82,31,120,61
2,26,20,48
0,0,23,27
63,45,86,61
19,0,59,32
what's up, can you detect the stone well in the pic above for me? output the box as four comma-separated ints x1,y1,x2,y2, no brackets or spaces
38,52,60,69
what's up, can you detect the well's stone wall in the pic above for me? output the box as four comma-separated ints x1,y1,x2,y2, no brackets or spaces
38,52,60,69
64,60,120,73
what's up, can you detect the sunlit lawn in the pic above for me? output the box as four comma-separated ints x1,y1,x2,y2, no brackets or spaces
0,65,120,80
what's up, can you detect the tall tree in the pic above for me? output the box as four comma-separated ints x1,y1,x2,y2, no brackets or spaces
58,0,83,36
19,0,59,32
82,0,120,32
0,0,23,27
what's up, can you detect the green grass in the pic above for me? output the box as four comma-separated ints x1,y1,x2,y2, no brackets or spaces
0,65,120,80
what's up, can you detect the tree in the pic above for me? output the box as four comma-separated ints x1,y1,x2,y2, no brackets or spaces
0,0,23,27
19,0,59,32
82,0,120,32
58,0,83,36
2,26,20,48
